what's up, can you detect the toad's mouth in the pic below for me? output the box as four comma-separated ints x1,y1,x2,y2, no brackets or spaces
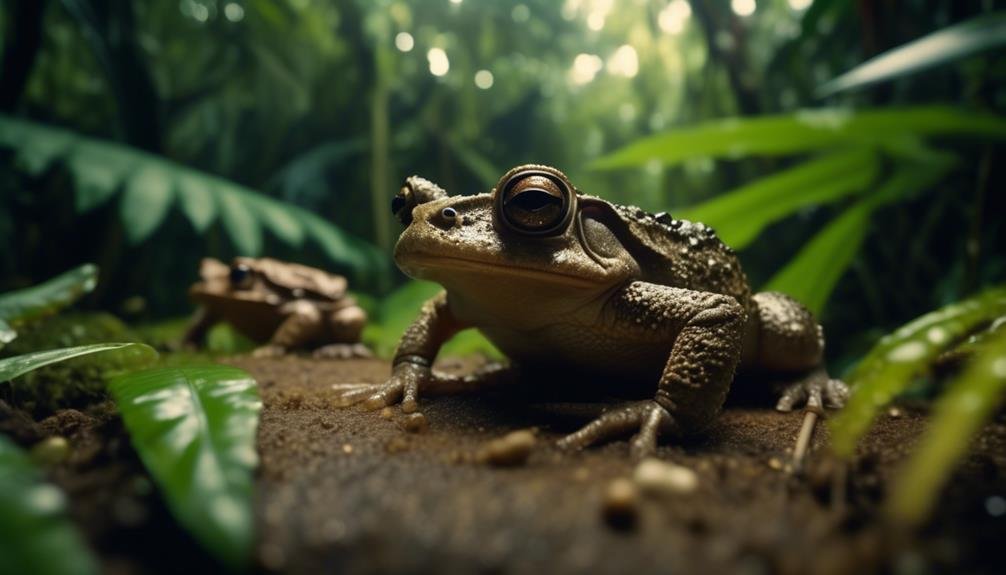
400,253,602,289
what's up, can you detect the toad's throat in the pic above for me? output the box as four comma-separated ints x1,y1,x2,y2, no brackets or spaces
401,253,601,289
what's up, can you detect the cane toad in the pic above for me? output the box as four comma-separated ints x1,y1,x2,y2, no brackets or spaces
184,257,370,358
335,165,847,457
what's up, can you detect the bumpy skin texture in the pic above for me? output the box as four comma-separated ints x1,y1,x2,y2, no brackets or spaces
338,165,847,457
183,257,370,358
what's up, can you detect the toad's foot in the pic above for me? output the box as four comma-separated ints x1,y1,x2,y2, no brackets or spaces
252,344,288,358
313,343,373,359
557,400,675,460
775,369,849,412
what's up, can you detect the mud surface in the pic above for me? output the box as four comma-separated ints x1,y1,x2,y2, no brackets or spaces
8,356,1006,574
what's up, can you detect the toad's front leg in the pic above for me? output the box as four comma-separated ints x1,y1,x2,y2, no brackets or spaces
558,282,745,459
332,291,514,414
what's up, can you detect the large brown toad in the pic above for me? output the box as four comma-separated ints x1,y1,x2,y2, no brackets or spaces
335,165,847,457
184,257,370,359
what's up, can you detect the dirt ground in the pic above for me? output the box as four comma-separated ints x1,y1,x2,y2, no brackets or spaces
7,355,1006,574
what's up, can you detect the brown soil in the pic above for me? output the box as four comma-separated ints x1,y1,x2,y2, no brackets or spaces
6,356,1006,574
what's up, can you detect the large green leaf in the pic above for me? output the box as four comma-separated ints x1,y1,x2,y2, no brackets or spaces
0,263,98,328
109,365,262,569
215,183,263,256
885,328,1006,525
764,160,955,315
0,115,382,275
677,149,879,248
0,343,157,383
121,164,175,244
0,435,100,575
830,287,1006,457
819,13,1006,97
590,107,1006,170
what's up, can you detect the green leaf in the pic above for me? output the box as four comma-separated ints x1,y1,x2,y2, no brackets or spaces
108,365,262,569
0,116,76,175
885,328,1006,525
0,319,14,349
66,140,134,212
121,164,175,244
677,149,879,248
297,208,360,267
246,193,305,246
216,183,263,255
819,13,1006,97
590,107,1006,170
764,161,956,314
175,171,218,232
0,342,157,383
0,263,99,328
830,287,1006,457
0,435,100,575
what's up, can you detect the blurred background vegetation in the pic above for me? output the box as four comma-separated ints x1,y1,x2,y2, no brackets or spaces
0,0,1003,366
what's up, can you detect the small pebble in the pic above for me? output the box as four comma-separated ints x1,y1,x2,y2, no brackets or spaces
633,458,698,495
888,406,903,419
602,478,639,530
401,413,429,433
342,443,354,454
379,407,394,420
767,457,785,471
478,429,536,467
30,436,70,467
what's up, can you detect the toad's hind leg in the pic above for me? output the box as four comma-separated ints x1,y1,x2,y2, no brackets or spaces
744,292,849,411
558,282,746,459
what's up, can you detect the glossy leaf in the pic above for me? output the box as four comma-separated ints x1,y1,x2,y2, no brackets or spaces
885,328,1006,525
0,263,98,328
121,164,175,244
0,435,100,575
0,343,158,383
764,161,955,314
0,319,14,349
590,106,1006,170
830,287,1006,457
677,149,878,248
819,13,1006,97
108,365,262,569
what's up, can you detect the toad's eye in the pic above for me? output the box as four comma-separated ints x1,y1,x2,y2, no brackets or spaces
497,171,574,236
229,264,253,287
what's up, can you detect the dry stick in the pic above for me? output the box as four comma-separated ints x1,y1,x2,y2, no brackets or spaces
792,408,820,471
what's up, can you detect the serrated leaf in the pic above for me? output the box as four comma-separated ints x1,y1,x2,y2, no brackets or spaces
109,365,262,569
121,164,175,244
297,208,357,265
0,342,157,383
0,117,76,175
677,148,878,248
830,287,1006,457
885,328,1006,525
0,435,100,575
175,171,218,232
66,140,136,212
0,263,99,328
819,13,1006,97
590,106,1006,170
246,193,305,246
764,161,955,314
215,183,263,255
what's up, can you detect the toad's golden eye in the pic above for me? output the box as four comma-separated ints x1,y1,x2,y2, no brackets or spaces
498,172,573,235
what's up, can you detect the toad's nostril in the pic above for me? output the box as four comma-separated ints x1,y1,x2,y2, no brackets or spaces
441,207,458,220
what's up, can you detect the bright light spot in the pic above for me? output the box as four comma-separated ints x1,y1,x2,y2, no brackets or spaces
731,0,756,17
587,12,605,30
886,341,927,363
561,0,581,20
450,0,463,4
986,496,1006,517
607,44,639,78
427,48,450,76
511,4,530,22
474,69,494,89
658,0,691,35
788,0,813,9
993,357,1006,378
395,32,414,52
223,2,244,22
570,53,603,85
192,2,209,22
